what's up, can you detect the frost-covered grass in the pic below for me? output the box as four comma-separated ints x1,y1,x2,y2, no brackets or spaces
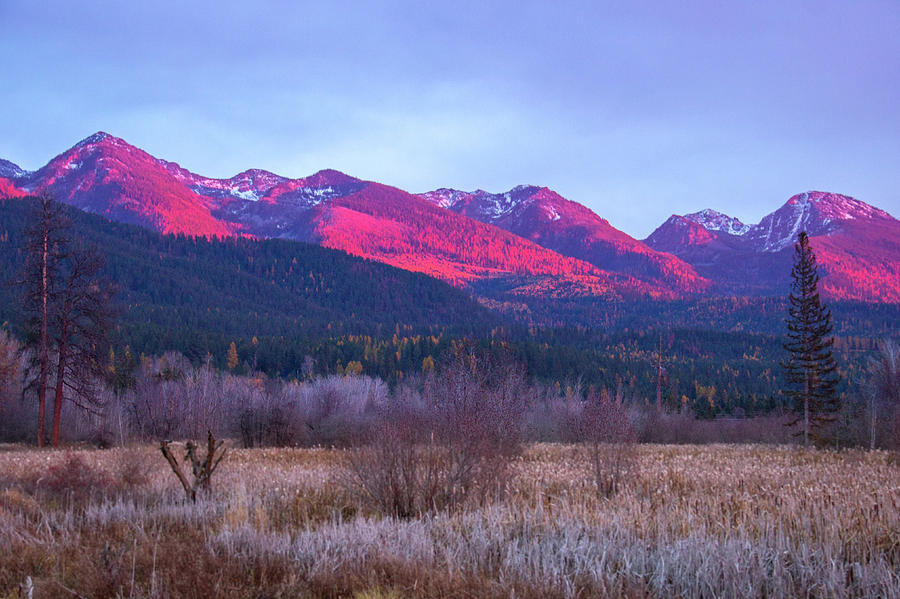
0,444,898,598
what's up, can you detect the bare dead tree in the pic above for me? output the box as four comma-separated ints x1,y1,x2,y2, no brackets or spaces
20,195,69,446
159,431,227,502
18,196,115,447
50,243,114,446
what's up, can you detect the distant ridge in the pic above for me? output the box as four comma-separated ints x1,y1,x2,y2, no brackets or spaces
2,133,898,302
645,192,900,301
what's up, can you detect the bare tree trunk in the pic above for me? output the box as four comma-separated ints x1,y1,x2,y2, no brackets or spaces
160,432,227,503
52,336,67,447
655,335,663,411
37,230,49,447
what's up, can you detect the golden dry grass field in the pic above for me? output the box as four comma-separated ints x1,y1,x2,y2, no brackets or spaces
1,444,898,598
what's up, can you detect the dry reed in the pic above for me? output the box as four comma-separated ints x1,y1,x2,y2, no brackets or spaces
0,443,897,598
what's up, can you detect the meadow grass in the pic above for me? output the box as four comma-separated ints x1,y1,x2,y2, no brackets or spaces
0,444,897,598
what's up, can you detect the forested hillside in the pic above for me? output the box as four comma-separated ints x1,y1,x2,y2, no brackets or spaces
2,197,896,416
0,197,499,364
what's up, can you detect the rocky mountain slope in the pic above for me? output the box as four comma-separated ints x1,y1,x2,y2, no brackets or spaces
645,192,900,301
3,134,897,302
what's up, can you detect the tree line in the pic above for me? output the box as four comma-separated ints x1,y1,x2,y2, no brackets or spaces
0,196,898,447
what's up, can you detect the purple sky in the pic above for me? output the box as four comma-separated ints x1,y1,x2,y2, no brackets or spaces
1,1,897,237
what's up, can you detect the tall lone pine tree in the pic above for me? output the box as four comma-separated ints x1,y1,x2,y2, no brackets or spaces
782,231,841,446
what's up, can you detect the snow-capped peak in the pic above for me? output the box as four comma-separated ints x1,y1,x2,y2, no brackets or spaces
0,159,28,180
418,188,470,209
747,191,891,252
786,191,891,222
74,131,117,149
684,209,750,236
509,184,542,197
418,185,547,221
159,160,289,202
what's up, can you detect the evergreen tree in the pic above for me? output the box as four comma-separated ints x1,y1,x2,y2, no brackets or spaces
782,232,841,446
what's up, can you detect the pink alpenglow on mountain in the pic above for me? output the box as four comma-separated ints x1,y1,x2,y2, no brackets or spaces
3,133,899,302
419,186,710,293
645,192,900,301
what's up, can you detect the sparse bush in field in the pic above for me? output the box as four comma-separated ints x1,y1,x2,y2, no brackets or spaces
347,348,527,517
522,383,584,442
867,338,900,449
577,389,637,497
424,348,527,460
129,367,191,439
297,375,383,448
346,390,437,518
126,352,229,440
231,376,305,448
36,452,114,506
238,402,295,448
635,408,794,444
114,447,155,490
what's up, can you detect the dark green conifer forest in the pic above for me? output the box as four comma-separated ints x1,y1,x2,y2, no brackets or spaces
1,197,896,417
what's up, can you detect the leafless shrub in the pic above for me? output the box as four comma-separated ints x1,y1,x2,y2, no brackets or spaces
635,408,794,444
114,447,155,490
577,390,637,497
230,376,304,448
297,375,384,447
867,338,900,450
238,402,295,448
346,391,438,518
130,369,188,439
35,452,114,506
522,382,584,443
347,348,527,517
128,354,231,440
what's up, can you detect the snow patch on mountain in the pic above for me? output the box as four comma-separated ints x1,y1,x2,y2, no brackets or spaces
75,132,112,148
746,191,891,252
684,209,750,236
161,161,290,203
418,188,470,209
490,191,518,219
277,185,340,206
752,194,813,252
0,159,28,179
418,185,545,222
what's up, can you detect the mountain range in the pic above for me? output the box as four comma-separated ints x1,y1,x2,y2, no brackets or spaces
645,192,900,301
2,132,898,302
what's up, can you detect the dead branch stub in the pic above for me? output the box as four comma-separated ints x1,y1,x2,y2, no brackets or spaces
159,431,227,502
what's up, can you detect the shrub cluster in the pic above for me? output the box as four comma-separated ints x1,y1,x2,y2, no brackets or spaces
346,349,528,516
